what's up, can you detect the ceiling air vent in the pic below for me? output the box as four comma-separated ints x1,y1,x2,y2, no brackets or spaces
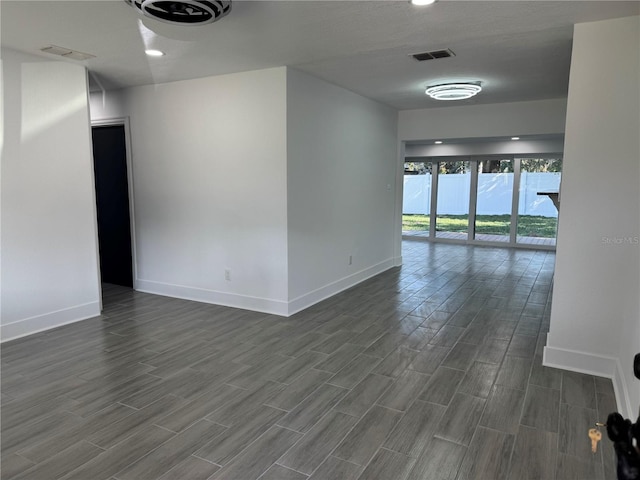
40,45,95,61
411,48,455,61
125,0,231,25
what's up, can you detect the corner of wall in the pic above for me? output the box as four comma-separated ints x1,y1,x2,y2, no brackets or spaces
1,302,101,343
543,344,635,419
286,258,396,316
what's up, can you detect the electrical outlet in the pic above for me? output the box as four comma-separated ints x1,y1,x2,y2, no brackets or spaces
224,269,231,281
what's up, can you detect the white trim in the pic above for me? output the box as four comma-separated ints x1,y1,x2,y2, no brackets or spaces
136,279,290,316
91,117,138,290
287,259,396,315
84,71,103,312
394,141,406,266
613,358,636,421
1,302,101,343
543,345,634,418
543,345,617,377
138,260,396,318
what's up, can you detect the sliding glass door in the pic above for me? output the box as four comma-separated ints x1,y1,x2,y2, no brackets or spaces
402,155,562,248
516,158,562,246
474,158,514,243
402,161,433,237
435,161,471,239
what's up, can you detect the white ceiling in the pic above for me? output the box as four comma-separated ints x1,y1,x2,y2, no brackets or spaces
2,0,639,110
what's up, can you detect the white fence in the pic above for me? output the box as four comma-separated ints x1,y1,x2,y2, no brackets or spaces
403,172,560,217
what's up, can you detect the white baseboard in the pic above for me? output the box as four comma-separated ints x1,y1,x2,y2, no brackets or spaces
287,258,396,316
136,279,290,317
1,302,101,343
613,358,636,421
543,345,635,418
139,260,396,318
0,262,397,340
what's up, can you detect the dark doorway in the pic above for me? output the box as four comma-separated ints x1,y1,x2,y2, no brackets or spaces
92,125,133,288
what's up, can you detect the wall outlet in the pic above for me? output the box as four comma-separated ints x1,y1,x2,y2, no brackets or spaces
224,269,231,281
349,255,353,265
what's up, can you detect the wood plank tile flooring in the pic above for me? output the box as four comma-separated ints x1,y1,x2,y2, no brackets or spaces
1,240,616,480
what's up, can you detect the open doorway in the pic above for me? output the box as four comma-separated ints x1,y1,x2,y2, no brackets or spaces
92,123,134,289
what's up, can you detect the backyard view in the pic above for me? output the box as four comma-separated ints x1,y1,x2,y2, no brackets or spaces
402,214,558,238
403,157,561,245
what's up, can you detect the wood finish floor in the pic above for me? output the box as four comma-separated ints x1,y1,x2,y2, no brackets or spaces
1,240,616,480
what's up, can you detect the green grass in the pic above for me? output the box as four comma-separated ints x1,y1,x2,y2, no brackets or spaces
402,214,557,238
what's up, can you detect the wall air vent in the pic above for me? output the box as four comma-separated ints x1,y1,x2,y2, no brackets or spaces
411,48,455,61
40,45,95,61
125,0,231,25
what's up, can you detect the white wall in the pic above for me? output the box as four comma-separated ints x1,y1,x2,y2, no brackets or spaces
92,67,398,316
545,16,640,419
399,98,567,142
404,137,564,158
286,68,398,312
90,89,126,120
94,68,290,315
1,49,101,341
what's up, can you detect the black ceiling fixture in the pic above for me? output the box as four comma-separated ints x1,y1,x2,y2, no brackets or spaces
125,0,231,25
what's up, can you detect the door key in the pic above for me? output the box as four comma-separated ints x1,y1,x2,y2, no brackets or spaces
589,428,602,453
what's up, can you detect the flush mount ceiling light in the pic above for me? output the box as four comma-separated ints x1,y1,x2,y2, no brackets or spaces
425,83,482,101
410,0,437,5
145,49,165,56
125,0,231,25
511,137,520,141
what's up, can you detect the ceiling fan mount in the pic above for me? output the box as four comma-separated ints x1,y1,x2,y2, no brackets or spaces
125,0,231,25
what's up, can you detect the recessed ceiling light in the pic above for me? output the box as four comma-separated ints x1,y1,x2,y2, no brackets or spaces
434,140,443,144
511,137,520,141
425,83,482,100
410,0,437,5
145,49,165,57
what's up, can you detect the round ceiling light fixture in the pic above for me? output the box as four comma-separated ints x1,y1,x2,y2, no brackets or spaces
410,0,437,5
125,0,231,25
425,83,482,101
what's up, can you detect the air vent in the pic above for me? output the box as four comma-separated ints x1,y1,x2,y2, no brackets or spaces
40,45,95,61
411,48,455,61
125,0,231,25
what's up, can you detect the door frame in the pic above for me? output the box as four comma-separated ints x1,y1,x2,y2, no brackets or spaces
91,117,138,293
